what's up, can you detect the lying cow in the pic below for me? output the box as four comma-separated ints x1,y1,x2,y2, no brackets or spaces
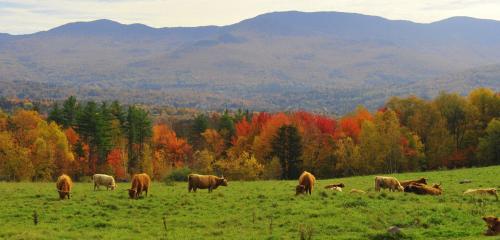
350,189,366,194
374,176,404,192
92,174,117,191
400,177,427,188
56,174,73,200
296,171,315,195
128,173,151,199
463,188,498,200
483,216,500,236
188,174,227,193
404,183,442,195
324,183,345,189
327,186,343,192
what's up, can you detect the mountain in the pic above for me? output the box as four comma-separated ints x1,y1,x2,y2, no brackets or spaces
0,11,499,113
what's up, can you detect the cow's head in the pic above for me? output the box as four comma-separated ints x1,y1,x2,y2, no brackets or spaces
432,183,442,190
338,183,345,188
128,189,137,199
218,176,228,187
57,190,70,199
483,216,499,227
296,185,306,195
418,178,428,185
110,183,117,190
397,184,404,192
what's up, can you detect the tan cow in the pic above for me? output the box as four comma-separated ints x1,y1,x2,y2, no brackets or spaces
92,174,117,191
56,174,73,200
400,177,427,188
128,173,151,199
296,171,315,195
350,189,366,194
463,188,498,200
404,183,442,195
187,174,227,193
483,216,500,236
374,176,404,192
324,183,345,189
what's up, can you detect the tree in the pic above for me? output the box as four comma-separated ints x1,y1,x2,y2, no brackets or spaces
476,119,500,165
334,137,362,176
0,132,33,181
271,125,302,179
125,106,152,174
214,151,263,180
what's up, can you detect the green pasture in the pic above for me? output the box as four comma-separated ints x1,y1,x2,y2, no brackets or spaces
0,166,499,239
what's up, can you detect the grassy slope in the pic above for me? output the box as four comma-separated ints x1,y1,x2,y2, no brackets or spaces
0,166,499,240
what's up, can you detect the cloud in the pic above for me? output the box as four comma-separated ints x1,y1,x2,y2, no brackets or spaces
0,0,499,34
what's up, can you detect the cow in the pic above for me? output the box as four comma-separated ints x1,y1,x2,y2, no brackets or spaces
296,171,315,195
324,183,345,189
400,177,427,188
327,186,343,192
128,173,151,199
187,174,227,193
483,216,500,236
92,174,117,191
463,188,498,200
404,183,442,195
374,176,404,192
56,174,73,200
350,189,366,194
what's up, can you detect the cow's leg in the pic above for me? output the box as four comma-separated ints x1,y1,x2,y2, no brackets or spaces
94,183,97,191
144,188,148,197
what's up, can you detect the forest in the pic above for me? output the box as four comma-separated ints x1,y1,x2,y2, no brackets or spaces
0,88,499,182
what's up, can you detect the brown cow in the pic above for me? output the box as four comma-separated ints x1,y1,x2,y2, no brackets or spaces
404,183,442,195
483,216,500,236
296,171,315,195
128,173,151,199
374,176,404,192
188,174,227,193
400,177,427,188
463,188,498,200
56,174,73,200
324,183,345,189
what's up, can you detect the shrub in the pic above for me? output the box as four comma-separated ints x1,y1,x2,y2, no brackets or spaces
166,167,191,182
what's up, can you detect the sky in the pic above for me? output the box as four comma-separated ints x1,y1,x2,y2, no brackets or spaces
1,0,500,34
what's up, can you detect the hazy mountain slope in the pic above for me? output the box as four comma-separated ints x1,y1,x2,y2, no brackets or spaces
0,11,499,113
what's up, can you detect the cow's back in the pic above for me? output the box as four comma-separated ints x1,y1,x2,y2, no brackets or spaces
189,174,212,189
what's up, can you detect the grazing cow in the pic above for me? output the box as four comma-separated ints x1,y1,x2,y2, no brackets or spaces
483,216,500,236
350,189,366,194
296,171,315,195
404,183,442,195
128,173,151,199
400,178,427,188
463,188,498,200
92,174,117,191
324,183,345,189
56,174,73,200
374,176,404,192
187,174,227,193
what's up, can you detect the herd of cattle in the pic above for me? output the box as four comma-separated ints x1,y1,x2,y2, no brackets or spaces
54,171,499,236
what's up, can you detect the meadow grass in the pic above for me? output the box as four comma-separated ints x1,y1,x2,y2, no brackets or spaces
0,166,499,239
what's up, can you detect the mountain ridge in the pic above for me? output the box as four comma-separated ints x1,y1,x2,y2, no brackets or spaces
0,11,499,113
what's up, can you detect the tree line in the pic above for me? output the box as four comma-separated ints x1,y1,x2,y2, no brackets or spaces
0,88,499,181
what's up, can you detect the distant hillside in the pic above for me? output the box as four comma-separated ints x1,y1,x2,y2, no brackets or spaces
0,11,500,113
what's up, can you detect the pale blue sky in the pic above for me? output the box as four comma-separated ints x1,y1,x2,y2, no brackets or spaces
1,0,500,34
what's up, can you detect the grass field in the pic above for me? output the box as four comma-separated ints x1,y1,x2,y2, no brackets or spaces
1,166,499,240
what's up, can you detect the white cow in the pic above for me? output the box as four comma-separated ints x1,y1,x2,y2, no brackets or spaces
92,174,117,191
374,176,404,192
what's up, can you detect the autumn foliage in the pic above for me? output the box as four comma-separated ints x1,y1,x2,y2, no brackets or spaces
0,88,499,181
